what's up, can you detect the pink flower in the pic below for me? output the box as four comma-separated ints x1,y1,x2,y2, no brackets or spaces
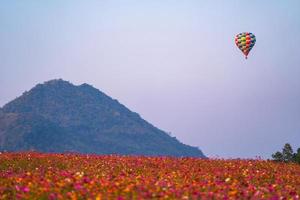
15,185,20,191
49,193,57,200
22,187,30,193
74,183,82,190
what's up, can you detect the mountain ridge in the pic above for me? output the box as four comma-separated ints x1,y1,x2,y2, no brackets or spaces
0,79,205,157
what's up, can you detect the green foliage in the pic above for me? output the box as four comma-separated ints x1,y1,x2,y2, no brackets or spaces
273,143,300,164
272,151,283,162
282,143,294,162
294,148,300,164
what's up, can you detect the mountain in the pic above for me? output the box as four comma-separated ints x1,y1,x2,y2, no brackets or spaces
0,79,205,157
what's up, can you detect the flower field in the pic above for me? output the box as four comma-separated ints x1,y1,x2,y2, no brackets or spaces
0,152,299,199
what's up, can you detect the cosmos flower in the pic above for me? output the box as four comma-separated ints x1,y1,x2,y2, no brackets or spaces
0,152,299,199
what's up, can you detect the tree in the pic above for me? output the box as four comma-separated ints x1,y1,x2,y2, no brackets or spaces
272,151,284,162
295,148,300,164
272,143,300,164
282,143,294,162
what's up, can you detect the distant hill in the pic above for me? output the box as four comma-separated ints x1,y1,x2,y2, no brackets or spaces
0,79,205,157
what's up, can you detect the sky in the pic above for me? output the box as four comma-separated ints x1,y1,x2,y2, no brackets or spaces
1,0,300,158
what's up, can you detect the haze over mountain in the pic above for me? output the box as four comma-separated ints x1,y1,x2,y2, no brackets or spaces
0,79,205,157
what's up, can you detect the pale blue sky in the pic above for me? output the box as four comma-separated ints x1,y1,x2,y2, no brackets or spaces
1,0,300,158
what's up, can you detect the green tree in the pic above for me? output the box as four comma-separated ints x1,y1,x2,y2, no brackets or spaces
272,151,284,162
282,143,294,162
294,148,300,164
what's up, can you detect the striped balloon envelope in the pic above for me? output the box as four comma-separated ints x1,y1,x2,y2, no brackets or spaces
235,32,256,59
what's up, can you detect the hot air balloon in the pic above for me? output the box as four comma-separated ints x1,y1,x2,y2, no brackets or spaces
235,32,256,59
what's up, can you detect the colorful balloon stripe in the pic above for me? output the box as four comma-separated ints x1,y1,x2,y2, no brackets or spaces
235,32,256,59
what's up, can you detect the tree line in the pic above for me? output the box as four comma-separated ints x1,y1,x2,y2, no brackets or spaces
272,143,300,164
